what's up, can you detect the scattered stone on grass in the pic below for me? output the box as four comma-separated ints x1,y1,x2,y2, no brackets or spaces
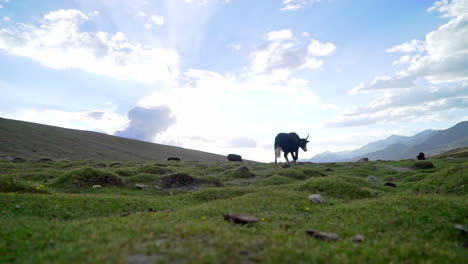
12,157,27,163
325,168,334,172
367,175,380,185
92,185,102,189
224,213,259,224
94,163,107,168
384,182,397,188
454,224,467,235
110,162,124,168
305,229,340,241
308,194,324,204
353,234,365,243
135,183,147,189
120,212,131,217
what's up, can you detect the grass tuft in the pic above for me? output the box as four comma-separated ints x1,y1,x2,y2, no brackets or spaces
51,167,124,187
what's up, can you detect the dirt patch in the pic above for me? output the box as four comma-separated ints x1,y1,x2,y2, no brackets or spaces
161,173,196,188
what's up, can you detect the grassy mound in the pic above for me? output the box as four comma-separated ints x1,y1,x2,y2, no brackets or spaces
223,166,256,179
278,169,308,180
190,187,252,201
160,173,196,188
414,161,435,169
413,164,467,195
51,167,124,187
113,168,136,177
136,165,172,175
255,175,298,186
0,160,16,173
295,176,376,199
124,173,162,185
0,175,49,194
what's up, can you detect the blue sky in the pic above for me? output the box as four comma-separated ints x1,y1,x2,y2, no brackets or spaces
0,0,467,162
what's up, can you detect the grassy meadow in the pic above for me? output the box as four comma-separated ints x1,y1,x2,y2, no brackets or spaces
0,156,467,263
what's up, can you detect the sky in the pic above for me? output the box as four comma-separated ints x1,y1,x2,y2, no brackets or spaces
0,0,467,162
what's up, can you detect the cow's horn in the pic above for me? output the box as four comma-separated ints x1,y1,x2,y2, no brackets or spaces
306,134,309,140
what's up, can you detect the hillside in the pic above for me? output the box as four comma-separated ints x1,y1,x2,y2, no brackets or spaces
0,117,227,162
307,121,468,162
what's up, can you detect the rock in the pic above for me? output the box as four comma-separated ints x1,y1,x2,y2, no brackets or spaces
308,194,324,204
384,182,397,188
227,154,243,162
353,234,365,243
94,163,107,168
37,158,53,163
12,157,27,163
305,229,340,241
417,152,426,160
367,175,380,185
135,184,147,189
92,185,102,189
167,157,181,161
224,213,259,224
454,224,467,235
358,158,369,162
325,168,334,172
110,162,124,168
120,212,130,217
444,157,454,161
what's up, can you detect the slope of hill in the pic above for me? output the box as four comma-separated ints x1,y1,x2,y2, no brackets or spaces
307,121,468,162
0,117,227,162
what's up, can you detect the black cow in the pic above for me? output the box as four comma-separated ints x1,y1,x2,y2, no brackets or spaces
274,132,309,165
417,152,426,160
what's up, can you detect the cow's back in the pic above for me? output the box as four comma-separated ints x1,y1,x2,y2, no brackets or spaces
275,132,300,152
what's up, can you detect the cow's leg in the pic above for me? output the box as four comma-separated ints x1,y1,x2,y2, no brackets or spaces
293,151,299,163
284,152,290,165
290,152,296,164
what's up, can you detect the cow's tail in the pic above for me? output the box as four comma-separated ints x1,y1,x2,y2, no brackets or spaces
275,147,282,158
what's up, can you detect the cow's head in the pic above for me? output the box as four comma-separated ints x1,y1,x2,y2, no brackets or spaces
300,134,309,152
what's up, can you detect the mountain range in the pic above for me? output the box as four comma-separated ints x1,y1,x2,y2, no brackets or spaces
306,121,468,162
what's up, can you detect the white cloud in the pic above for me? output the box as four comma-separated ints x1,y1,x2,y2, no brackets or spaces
249,30,335,78
280,0,320,11
386,39,426,53
0,9,179,83
334,0,468,127
145,14,165,28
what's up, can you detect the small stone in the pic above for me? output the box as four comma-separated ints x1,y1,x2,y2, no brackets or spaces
305,229,340,241
454,224,467,235
353,234,365,243
120,212,130,217
308,194,324,204
135,184,147,189
367,175,380,185
92,185,102,189
384,182,397,188
15,205,20,209
224,213,259,224
148,208,155,212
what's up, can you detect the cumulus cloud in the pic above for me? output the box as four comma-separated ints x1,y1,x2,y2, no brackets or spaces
281,0,320,11
334,0,468,127
0,9,179,83
249,29,335,78
114,106,176,142
86,111,105,120
352,0,468,94
144,14,165,28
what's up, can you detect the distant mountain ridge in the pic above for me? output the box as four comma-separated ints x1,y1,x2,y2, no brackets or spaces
0,117,227,162
307,121,468,162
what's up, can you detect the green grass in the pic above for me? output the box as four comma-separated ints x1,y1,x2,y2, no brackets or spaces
0,158,467,263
